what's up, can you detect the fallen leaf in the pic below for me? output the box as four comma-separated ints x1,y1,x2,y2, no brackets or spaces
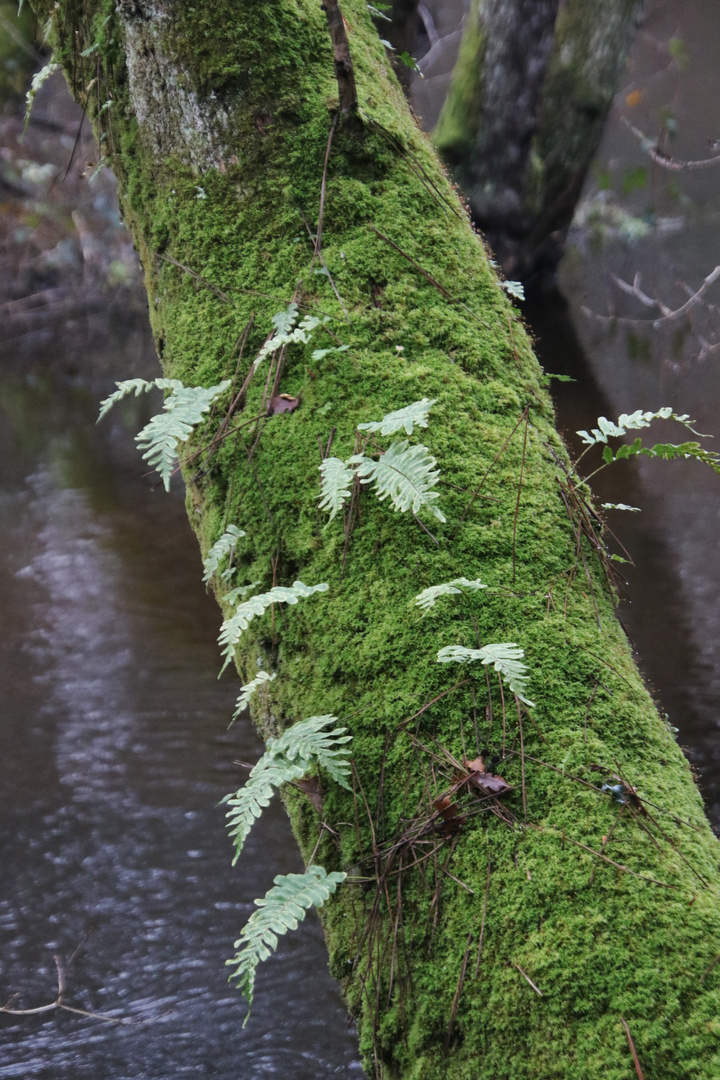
463,755,511,794
434,795,466,835
463,755,487,774
294,776,323,815
269,393,300,415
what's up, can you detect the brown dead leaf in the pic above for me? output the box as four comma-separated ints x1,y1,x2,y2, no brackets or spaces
463,755,487,774
294,776,323,815
434,795,466,836
463,755,512,795
269,393,300,415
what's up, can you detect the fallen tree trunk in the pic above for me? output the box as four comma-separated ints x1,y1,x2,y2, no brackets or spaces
36,2,720,1077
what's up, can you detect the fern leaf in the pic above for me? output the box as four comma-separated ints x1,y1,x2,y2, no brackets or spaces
576,407,700,447
437,642,534,706
357,397,437,436
135,381,231,491
225,581,261,605
203,525,246,585
254,304,328,369
224,754,307,861
231,670,276,723
271,715,352,790
218,580,329,672
97,377,184,422
415,577,486,613
318,457,355,521
226,865,346,1019
224,714,352,859
353,441,445,522
23,61,60,134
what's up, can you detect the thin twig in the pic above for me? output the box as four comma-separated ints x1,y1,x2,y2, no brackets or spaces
621,1016,646,1080
322,0,358,115
513,962,542,996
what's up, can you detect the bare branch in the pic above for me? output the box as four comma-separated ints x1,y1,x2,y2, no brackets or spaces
609,266,720,327
622,117,720,171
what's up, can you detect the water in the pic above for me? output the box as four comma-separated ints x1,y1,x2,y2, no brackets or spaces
0,351,361,1076
2,1,720,1075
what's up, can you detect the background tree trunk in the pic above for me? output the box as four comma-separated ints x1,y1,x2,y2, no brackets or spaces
434,0,645,279
33,2,720,1078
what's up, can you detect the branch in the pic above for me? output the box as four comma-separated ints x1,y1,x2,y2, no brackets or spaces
621,117,720,171
610,266,720,326
321,0,358,115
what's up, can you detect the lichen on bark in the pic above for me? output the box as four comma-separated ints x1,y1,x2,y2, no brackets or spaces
32,2,720,1078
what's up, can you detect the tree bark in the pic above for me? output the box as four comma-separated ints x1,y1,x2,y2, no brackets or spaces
35,2,720,1078
434,0,645,279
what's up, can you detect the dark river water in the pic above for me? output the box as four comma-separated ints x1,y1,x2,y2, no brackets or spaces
1,0,719,1075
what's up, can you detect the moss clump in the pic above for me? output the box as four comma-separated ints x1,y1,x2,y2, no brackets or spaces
36,1,720,1077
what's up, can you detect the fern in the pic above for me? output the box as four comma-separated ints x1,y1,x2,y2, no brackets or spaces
415,577,487,613
98,377,231,491
576,406,698,447
224,714,352,860
203,525,246,585
318,457,355,522
218,580,329,673
356,397,437,436
271,714,352,790
437,643,535,706
231,670,276,722
226,865,346,1020
225,581,261,605
352,440,445,521
23,61,60,134
602,502,641,512
97,377,184,421
601,438,720,474
254,303,329,370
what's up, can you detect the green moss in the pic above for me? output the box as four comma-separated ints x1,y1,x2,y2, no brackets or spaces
432,0,486,163
36,1,720,1077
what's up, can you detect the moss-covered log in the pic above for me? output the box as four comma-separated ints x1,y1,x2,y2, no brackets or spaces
36,1,720,1077
434,0,644,279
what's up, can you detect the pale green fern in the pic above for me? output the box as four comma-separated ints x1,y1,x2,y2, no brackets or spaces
98,377,231,491
218,581,329,673
231,670,276,722
202,525,246,585
226,865,346,1020
255,303,329,369
352,440,445,521
318,457,355,522
576,406,697,446
415,577,487,612
224,714,352,861
437,643,535,707
357,397,437,436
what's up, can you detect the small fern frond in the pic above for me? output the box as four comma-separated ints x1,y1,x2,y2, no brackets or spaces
135,381,231,491
225,581,262,605
97,377,184,422
224,714,352,859
576,406,700,447
231,670,276,723
356,397,437,436
218,581,329,672
202,525,246,585
226,865,346,1020
254,304,328,369
437,642,534,706
318,457,355,521
604,438,720,474
224,755,308,861
415,577,487,613
271,714,352,790
353,441,445,521
24,61,60,134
